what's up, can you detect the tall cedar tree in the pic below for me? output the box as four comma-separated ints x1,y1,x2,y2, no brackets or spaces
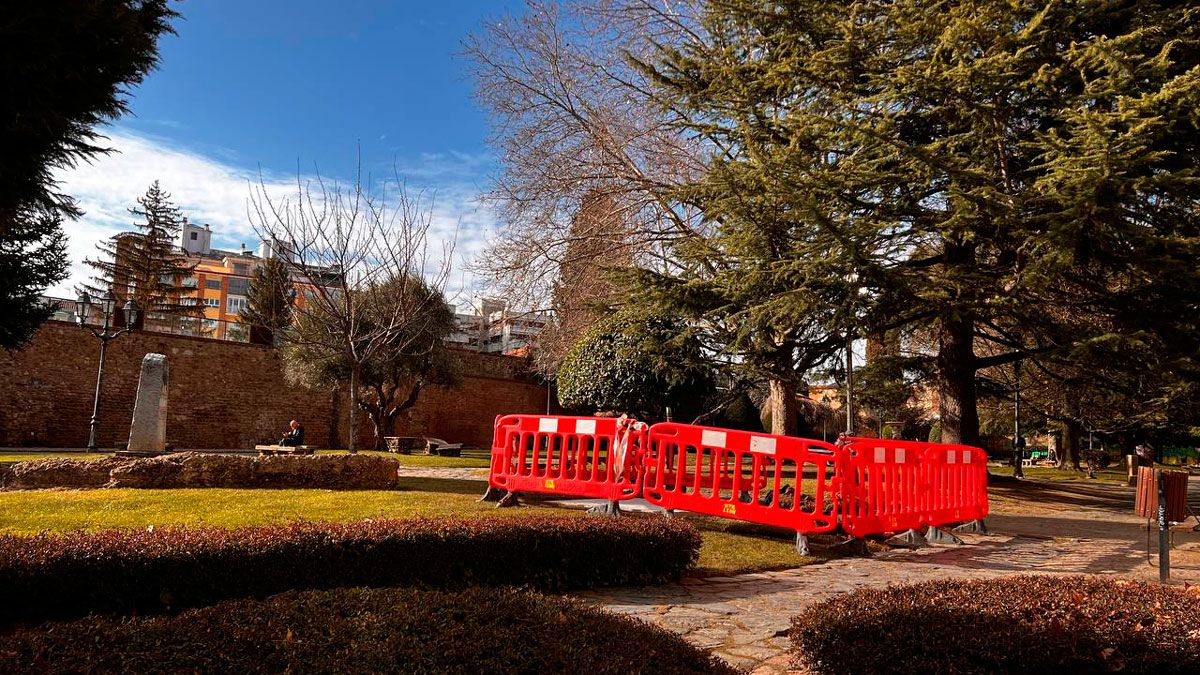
630,0,1200,445
83,181,199,323
281,273,459,450
0,0,177,348
241,255,295,339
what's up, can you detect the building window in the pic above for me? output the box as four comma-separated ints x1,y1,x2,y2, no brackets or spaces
205,279,222,290
181,276,198,288
227,296,248,314
232,263,250,275
203,298,220,307
190,232,198,241
227,277,250,295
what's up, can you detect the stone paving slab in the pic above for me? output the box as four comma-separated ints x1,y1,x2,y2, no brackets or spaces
579,525,1200,673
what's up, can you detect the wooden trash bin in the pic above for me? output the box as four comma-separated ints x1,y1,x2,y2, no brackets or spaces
1134,467,1189,523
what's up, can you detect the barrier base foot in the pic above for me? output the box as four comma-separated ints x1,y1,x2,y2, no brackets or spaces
953,519,988,535
795,533,811,556
663,509,676,519
495,491,521,508
478,486,505,503
886,529,929,549
828,537,872,557
925,526,965,545
587,500,621,517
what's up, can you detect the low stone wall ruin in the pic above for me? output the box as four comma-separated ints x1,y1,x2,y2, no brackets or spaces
1,453,400,491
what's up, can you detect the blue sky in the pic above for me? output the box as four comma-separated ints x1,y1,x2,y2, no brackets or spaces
52,0,524,301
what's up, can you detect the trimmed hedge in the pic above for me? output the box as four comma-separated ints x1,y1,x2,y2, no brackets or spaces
0,586,737,674
0,515,700,626
791,576,1200,674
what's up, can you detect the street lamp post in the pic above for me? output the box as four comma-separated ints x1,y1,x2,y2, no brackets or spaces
75,290,140,451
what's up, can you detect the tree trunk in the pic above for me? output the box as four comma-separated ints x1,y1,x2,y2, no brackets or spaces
767,378,798,436
1059,419,1082,470
936,315,980,446
348,362,361,454
374,410,400,451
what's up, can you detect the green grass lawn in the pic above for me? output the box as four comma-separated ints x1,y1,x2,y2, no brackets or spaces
316,449,490,469
994,465,1130,484
0,453,112,464
0,477,817,576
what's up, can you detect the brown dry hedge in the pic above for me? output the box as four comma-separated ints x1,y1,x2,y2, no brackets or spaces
790,576,1200,674
0,586,737,674
0,515,700,627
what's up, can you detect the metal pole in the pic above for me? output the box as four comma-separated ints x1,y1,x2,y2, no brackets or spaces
1157,468,1170,582
86,310,112,451
845,332,854,434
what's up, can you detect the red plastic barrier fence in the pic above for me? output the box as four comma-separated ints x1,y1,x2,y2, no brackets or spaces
642,423,840,534
489,415,646,501
922,444,989,525
839,439,931,537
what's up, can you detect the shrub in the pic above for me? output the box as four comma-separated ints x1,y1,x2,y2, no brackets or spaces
0,586,736,674
0,515,700,626
790,576,1200,674
557,310,714,420
1082,448,1113,477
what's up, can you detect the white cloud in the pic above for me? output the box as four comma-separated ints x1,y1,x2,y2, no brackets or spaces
48,128,494,302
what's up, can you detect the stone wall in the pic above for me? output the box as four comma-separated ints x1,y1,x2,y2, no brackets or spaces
0,321,550,449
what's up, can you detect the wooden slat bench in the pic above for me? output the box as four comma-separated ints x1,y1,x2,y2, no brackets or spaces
255,445,314,456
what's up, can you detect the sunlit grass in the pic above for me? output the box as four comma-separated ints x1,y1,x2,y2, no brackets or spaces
0,478,825,576
0,453,112,464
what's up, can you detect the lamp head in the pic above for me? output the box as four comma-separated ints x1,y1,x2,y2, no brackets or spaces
75,291,91,326
100,289,116,317
123,299,140,329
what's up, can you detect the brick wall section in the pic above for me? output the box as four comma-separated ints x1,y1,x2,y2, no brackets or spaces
0,321,550,449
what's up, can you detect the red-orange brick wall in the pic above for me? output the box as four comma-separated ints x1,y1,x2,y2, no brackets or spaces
0,321,550,449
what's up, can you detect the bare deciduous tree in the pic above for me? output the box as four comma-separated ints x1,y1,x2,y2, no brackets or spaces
250,162,455,453
463,0,709,310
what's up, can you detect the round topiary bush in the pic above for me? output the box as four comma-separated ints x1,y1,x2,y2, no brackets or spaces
790,576,1200,674
557,311,713,420
0,586,737,674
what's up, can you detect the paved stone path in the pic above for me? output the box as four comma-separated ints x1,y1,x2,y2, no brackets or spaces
575,477,1200,674
395,466,487,481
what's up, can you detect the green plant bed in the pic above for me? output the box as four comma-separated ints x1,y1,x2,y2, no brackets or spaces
790,576,1200,674
0,515,700,627
0,586,735,674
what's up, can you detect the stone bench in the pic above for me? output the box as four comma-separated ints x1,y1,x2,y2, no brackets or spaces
255,445,314,456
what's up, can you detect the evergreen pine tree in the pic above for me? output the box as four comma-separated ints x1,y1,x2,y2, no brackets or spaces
241,255,295,341
629,0,1200,444
0,1,177,348
83,181,199,324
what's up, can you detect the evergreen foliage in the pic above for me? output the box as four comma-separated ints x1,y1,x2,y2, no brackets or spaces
0,0,177,348
241,256,294,338
556,311,715,421
0,208,67,348
83,181,198,322
281,274,459,449
629,0,1200,445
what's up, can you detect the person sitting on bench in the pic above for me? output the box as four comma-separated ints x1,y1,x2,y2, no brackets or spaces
280,420,305,447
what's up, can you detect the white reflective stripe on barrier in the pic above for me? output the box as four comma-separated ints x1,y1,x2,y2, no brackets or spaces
897,448,906,463
701,429,727,448
874,447,886,463
946,450,957,464
750,436,777,455
576,419,596,434
538,418,558,433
